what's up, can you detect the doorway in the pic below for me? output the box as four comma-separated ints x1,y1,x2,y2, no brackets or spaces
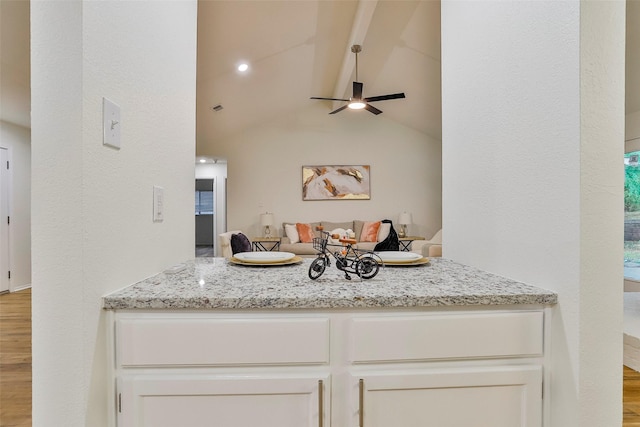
0,147,9,293
195,178,215,257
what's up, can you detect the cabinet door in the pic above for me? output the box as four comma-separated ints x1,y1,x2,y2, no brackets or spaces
351,366,541,427
118,374,329,427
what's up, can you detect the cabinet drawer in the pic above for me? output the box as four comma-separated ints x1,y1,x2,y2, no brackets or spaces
117,317,330,367
349,311,543,362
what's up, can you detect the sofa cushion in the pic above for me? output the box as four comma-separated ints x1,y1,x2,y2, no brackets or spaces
354,220,365,241
296,223,316,243
230,232,251,254
280,242,318,256
361,221,381,242
322,221,354,233
284,223,299,244
284,222,322,238
378,222,391,241
355,241,378,251
328,228,347,244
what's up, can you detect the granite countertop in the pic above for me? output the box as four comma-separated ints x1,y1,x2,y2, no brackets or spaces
102,257,557,310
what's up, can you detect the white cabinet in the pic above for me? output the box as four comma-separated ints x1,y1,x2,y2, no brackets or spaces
112,314,331,427
110,308,549,427
351,367,541,427
118,375,328,427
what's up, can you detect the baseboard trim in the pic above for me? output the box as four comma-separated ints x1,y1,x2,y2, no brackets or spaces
11,284,31,293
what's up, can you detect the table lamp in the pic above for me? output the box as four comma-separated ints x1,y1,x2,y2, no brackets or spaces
260,212,274,237
398,212,412,238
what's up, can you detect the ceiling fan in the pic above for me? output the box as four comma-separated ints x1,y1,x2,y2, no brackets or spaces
311,44,406,115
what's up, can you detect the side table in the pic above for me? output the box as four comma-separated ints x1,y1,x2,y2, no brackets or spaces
398,236,425,252
252,237,281,252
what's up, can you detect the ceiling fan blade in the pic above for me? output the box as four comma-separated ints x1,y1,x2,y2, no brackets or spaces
364,104,382,115
353,82,363,100
364,93,406,103
311,97,350,102
329,105,348,115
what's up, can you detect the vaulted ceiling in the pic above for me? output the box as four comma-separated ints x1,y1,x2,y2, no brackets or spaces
2,0,640,146
195,0,442,157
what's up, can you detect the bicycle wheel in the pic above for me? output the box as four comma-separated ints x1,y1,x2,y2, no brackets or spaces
356,257,379,279
308,257,327,280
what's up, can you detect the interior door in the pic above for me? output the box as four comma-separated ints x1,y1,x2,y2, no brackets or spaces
0,147,9,293
195,178,215,249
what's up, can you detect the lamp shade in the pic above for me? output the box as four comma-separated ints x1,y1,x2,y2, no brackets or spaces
398,212,412,225
260,213,274,227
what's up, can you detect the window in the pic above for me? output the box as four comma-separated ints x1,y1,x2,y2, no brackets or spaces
195,190,214,215
625,151,640,280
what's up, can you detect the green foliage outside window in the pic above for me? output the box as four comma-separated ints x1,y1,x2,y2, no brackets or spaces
626,152,640,212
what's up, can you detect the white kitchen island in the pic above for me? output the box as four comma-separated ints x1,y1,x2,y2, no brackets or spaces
104,257,557,427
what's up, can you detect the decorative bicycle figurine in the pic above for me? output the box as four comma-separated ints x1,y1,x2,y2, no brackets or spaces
308,227,381,280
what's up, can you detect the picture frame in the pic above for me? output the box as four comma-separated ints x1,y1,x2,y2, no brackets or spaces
302,165,371,201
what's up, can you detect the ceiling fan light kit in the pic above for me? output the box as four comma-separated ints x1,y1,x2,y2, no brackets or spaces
311,44,405,115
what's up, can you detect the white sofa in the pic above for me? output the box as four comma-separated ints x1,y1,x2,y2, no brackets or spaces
219,226,442,259
279,220,396,257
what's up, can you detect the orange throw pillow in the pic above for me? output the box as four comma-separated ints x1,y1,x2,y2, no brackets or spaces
361,221,381,242
296,223,315,243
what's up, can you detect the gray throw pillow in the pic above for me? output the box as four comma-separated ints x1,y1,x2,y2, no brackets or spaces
230,233,252,254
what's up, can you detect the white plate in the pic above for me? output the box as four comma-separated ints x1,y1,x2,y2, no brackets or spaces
233,251,296,263
229,256,303,267
375,251,422,263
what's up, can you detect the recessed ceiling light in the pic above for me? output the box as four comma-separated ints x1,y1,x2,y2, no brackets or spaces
237,63,249,72
199,159,206,163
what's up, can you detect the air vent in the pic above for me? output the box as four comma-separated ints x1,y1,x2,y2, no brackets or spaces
211,104,224,112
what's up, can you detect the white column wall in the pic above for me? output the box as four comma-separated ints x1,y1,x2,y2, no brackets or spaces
579,2,625,425
30,1,197,425
442,1,623,426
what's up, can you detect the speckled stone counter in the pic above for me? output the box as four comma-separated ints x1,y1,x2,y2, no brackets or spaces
103,257,557,310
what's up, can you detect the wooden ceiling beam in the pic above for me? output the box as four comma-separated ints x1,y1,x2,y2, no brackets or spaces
331,0,378,107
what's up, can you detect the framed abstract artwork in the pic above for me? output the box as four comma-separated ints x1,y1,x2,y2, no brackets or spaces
302,165,371,201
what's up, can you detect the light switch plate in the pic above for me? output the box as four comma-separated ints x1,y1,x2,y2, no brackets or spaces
153,186,164,222
103,97,121,149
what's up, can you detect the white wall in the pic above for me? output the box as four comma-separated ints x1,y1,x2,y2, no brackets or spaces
442,1,623,426
0,120,30,290
0,0,30,129
211,104,442,240
30,1,197,425
196,162,228,255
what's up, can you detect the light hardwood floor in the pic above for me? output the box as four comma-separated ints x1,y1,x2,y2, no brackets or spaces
1,289,640,426
626,366,640,426
0,289,31,427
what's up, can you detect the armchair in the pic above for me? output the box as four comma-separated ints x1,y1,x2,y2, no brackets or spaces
218,230,243,258
411,229,442,257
